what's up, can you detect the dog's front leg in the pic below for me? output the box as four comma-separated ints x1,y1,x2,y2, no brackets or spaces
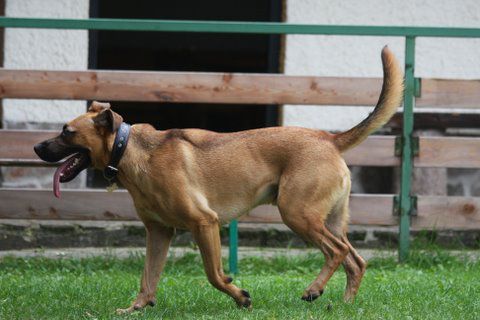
192,221,252,309
116,222,174,314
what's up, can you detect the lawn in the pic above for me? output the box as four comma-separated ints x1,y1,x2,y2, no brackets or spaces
0,249,479,319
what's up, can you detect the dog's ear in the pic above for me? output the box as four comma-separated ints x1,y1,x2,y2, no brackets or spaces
88,101,111,113
93,108,123,133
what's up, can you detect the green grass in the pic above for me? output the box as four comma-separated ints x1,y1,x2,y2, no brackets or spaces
0,249,479,319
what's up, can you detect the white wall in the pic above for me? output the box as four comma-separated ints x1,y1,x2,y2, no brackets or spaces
284,0,480,131
4,0,479,130
3,0,89,127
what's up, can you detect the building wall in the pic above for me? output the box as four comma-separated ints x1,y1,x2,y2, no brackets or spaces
1,0,89,188
1,1,480,193
283,0,480,131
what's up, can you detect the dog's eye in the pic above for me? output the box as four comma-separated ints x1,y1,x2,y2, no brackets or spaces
62,125,75,138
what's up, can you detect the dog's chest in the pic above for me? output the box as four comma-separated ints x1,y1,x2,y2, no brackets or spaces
216,204,250,225
143,208,172,225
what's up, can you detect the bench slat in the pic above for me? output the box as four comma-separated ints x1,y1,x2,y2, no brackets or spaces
0,69,382,106
416,136,480,168
1,189,479,230
0,130,57,160
0,189,396,226
416,78,480,109
3,130,480,168
1,69,479,108
415,196,480,230
241,194,396,226
0,130,396,167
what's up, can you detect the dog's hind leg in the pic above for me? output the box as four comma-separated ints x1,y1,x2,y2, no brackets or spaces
341,236,366,302
191,218,252,309
301,223,349,301
277,161,353,302
278,197,349,302
326,194,366,302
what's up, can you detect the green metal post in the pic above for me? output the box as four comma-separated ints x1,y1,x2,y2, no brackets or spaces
399,36,416,262
228,220,238,274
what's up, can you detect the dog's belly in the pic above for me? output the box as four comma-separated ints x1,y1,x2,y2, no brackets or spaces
214,182,278,225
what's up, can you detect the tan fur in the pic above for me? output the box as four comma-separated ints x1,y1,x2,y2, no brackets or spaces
334,46,404,152
36,47,403,313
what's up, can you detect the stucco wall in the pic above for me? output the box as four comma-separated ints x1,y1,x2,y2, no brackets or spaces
3,0,89,127
283,0,480,131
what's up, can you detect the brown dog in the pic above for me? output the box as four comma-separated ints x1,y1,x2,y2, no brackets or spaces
34,46,403,313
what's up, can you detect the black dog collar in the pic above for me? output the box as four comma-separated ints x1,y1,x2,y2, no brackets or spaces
103,122,131,181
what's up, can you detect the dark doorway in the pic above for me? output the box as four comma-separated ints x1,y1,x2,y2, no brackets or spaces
88,0,282,187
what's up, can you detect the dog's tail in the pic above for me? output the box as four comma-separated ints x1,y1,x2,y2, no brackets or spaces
332,46,404,153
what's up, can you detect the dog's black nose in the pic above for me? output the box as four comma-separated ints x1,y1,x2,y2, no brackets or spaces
33,143,44,157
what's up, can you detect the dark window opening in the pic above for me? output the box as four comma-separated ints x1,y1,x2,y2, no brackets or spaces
88,0,282,187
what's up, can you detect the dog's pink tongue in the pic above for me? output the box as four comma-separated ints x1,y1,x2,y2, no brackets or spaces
53,159,71,198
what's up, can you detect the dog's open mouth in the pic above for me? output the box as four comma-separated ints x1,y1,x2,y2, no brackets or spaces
53,151,91,198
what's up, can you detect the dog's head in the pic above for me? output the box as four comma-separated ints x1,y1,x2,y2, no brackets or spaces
34,101,123,197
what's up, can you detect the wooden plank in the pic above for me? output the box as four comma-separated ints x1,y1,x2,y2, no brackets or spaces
2,188,478,229
2,189,480,230
0,130,56,159
242,194,396,226
0,69,382,105
0,159,56,167
0,129,397,167
343,136,398,167
414,196,480,230
0,189,137,220
389,112,480,130
1,70,480,109
416,136,480,168
417,78,480,109
0,188,396,226
349,194,396,225
4,131,480,169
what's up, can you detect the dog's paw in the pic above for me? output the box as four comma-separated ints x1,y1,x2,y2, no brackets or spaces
343,292,356,303
236,289,252,309
301,289,324,302
148,300,156,307
115,306,136,315
115,298,156,315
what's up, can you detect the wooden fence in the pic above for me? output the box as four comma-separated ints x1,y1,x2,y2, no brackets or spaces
0,18,480,267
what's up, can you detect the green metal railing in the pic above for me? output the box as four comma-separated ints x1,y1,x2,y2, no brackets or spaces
1,17,479,271
1,17,480,37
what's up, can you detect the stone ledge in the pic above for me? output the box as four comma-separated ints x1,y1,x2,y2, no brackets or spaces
0,219,479,251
